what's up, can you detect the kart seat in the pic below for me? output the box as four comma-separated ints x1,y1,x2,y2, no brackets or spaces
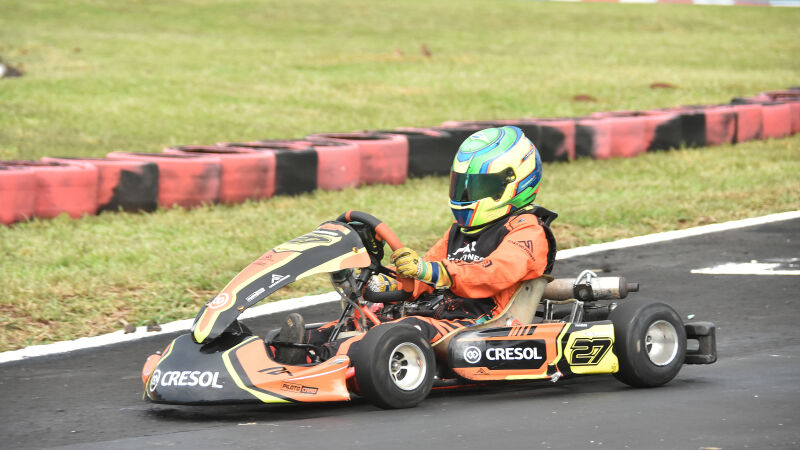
431,275,552,358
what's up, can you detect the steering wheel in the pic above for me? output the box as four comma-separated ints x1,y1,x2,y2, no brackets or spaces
336,211,414,303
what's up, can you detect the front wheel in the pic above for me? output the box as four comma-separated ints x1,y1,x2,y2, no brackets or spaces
610,299,686,387
351,323,435,409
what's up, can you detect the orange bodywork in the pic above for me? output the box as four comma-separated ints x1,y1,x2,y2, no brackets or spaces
230,338,352,403
453,323,567,380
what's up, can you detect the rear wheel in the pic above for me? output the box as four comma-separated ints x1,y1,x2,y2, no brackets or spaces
610,299,686,387
352,324,435,409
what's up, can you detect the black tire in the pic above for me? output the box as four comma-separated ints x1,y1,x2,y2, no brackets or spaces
609,299,686,387
351,323,435,409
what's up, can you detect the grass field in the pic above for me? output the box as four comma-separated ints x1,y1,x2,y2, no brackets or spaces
0,0,798,351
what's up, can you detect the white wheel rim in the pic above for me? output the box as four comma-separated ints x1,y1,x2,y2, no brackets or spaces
645,320,679,366
388,342,427,391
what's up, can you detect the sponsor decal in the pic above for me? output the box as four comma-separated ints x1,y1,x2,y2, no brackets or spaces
259,366,293,376
269,274,290,288
281,382,319,395
486,346,542,361
463,346,482,364
149,369,161,392
288,234,332,245
510,240,536,259
569,338,613,366
313,230,340,237
448,241,484,263
253,251,276,267
245,287,266,302
207,293,232,311
151,369,224,390
474,367,491,376
458,340,547,370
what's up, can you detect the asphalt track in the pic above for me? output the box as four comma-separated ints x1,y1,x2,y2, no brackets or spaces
1,218,798,449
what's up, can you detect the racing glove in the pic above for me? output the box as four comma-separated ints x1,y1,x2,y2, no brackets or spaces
367,273,398,292
391,247,452,290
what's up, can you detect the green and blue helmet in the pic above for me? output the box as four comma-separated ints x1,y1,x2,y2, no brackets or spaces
449,126,542,230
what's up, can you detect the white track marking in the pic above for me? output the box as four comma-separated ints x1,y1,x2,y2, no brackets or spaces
692,259,800,276
0,292,339,364
555,210,800,260
2,210,798,364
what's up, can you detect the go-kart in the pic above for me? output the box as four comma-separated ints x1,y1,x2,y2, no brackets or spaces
141,211,717,409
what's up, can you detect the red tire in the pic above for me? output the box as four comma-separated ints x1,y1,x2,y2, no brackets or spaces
0,165,37,225
729,103,763,143
106,152,221,208
1,160,98,219
530,118,576,161
574,118,612,159
760,102,792,139
788,101,800,135
700,105,737,146
588,112,648,158
306,132,408,185
224,139,361,191
163,146,276,203
375,129,456,177
42,157,158,212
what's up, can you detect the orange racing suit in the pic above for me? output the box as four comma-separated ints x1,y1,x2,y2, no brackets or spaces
306,207,557,356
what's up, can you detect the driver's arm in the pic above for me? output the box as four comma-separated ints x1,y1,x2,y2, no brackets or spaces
443,219,549,299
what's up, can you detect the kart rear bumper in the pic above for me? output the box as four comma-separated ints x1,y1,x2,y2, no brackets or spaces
684,321,717,365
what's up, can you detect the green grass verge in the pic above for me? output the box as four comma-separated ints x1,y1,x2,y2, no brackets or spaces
1,0,798,160
0,0,798,351
2,136,799,351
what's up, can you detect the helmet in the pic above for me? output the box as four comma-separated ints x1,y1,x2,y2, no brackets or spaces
449,126,542,230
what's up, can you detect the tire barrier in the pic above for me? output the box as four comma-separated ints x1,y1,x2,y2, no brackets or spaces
574,118,612,159
162,146,275,204
0,160,98,219
105,152,221,209
42,157,158,213
729,103,763,143
376,129,456,177
0,165,36,225
220,139,361,194
3,87,798,226
305,132,408,185
439,120,576,162
760,102,792,139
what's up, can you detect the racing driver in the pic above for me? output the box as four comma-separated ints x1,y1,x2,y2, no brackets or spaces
277,126,557,364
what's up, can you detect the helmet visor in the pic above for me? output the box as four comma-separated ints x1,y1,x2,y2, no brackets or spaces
449,169,514,203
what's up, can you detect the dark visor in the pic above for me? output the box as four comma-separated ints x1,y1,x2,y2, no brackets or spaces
449,169,515,203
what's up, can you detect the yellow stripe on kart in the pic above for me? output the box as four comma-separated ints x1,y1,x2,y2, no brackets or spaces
221,337,291,404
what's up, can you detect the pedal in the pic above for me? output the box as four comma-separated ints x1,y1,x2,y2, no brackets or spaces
684,321,717,364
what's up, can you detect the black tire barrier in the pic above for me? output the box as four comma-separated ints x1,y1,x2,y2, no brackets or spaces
0,165,36,225
0,160,98,219
729,103,763,143
305,132,408,185
439,120,575,162
42,157,158,213
219,141,318,196
375,129,456,177
574,117,612,159
106,152,221,209
4,87,798,226
163,146,276,204
220,139,362,194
